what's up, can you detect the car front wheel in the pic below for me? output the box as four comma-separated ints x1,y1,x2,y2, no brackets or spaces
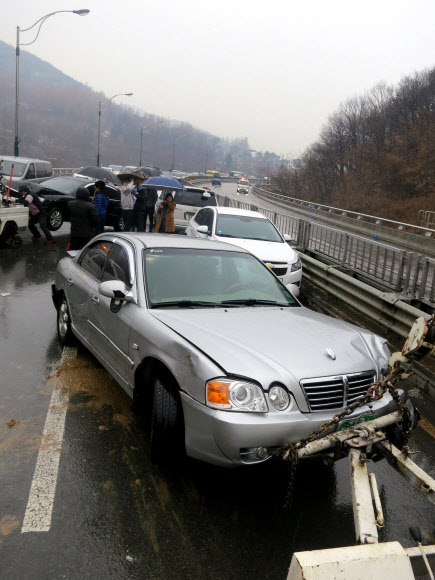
48,207,63,231
150,376,184,464
57,297,75,346
113,215,125,232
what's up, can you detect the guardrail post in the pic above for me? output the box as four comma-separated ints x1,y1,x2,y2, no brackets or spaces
418,258,430,300
341,233,350,266
395,251,407,292
224,196,229,208
401,253,414,297
273,212,278,225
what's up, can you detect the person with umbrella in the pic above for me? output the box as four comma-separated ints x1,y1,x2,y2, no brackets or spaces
94,180,109,234
120,179,136,232
154,192,176,233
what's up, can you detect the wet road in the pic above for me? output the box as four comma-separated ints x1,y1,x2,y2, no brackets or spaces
0,214,434,579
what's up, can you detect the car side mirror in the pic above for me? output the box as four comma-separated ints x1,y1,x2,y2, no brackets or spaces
98,280,133,313
197,225,211,235
286,283,300,298
283,234,296,244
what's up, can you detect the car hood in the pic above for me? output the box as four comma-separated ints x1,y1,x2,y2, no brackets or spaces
214,236,296,263
150,307,384,383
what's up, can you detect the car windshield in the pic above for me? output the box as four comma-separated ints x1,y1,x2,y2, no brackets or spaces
215,214,283,242
144,248,297,308
173,190,217,207
2,161,27,177
40,177,83,194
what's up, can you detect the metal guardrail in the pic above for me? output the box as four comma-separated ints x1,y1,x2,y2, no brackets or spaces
52,168,78,176
252,185,435,238
216,193,435,304
418,210,435,229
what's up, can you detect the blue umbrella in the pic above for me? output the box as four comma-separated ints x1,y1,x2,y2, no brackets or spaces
142,176,185,189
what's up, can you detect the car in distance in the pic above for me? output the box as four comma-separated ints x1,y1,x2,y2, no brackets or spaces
0,156,53,182
52,233,412,467
9,176,123,231
237,179,249,195
186,207,302,293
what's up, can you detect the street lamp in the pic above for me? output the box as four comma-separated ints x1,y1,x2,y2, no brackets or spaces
140,120,164,166
14,9,90,157
97,93,133,167
171,133,191,172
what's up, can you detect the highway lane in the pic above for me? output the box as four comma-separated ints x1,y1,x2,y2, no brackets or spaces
0,225,434,579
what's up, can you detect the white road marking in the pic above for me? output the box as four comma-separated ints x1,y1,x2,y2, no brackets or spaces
21,347,76,533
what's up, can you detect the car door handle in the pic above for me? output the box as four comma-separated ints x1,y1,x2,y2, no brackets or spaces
91,295,100,305
67,278,74,286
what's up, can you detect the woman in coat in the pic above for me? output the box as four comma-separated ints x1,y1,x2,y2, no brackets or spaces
154,192,176,233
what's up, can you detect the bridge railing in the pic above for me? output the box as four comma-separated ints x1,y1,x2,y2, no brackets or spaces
215,193,434,304
52,168,79,176
252,185,434,238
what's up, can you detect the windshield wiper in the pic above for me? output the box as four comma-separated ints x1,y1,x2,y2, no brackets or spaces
221,299,295,307
152,300,227,309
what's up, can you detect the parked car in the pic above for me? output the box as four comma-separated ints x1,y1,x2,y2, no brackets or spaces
0,156,52,182
211,176,222,186
107,165,123,175
186,207,302,293
8,176,123,231
155,186,217,232
52,233,412,467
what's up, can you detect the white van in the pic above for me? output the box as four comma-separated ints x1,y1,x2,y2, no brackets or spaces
1,156,52,181
155,186,217,232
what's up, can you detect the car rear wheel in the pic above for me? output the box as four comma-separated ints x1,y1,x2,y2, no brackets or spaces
113,215,125,232
150,375,184,464
57,297,75,346
48,207,63,231
0,222,18,248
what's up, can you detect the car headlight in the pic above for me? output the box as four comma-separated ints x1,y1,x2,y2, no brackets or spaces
269,385,290,411
291,256,302,272
206,379,268,412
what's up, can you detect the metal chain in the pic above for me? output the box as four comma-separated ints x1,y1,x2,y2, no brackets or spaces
276,364,412,509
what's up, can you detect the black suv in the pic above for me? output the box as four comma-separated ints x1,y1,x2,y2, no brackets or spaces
10,176,124,231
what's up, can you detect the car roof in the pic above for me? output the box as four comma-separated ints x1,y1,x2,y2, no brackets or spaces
2,156,51,164
109,232,250,253
212,207,268,219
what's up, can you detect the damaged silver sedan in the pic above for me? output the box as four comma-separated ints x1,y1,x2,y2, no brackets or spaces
52,233,408,466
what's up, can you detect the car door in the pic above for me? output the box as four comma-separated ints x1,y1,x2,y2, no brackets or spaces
67,240,113,340
86,239,137,385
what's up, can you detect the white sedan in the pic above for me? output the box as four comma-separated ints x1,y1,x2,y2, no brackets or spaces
186,207,302,293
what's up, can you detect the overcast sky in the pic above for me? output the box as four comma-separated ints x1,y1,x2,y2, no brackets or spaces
2,0,435,156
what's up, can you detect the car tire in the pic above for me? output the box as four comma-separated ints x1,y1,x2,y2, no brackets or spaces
113,215,125,232
57,296,76,347
150,376,184,464
47,207,63,231
0,222,18,249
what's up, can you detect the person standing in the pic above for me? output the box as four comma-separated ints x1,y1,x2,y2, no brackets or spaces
67,187,99,250
19,185,55,246
120,179,136,232
94,180,109,235
154,192,176,233
144,187,157,232
133,186,147,232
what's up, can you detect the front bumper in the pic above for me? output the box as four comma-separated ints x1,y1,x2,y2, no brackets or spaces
180,391,402,467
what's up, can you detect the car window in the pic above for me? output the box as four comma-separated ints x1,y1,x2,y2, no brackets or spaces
173,190,217,207
204,209,214,229
36,163,51,178
27,164,36,179
215,214,283,242
1,161,27,177
144,248,297,307
79,241,113,280
101,244,132,288
194,209,207,226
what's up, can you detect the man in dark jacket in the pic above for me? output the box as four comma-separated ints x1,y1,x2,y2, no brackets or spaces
19,185,55,246
144,187,158,232
67,187,99,250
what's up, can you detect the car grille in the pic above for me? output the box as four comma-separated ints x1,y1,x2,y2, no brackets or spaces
263,261,288,277
300,371,376,412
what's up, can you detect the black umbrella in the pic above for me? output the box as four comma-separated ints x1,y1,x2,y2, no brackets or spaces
75,166,121,185
139,166,160,177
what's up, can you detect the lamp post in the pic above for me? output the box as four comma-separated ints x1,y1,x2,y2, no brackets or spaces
139,120,164,166
171,133,190,172
14,9,90,157
97,92,133,167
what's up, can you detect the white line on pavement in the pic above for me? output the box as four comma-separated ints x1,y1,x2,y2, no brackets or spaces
21,347,76,533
